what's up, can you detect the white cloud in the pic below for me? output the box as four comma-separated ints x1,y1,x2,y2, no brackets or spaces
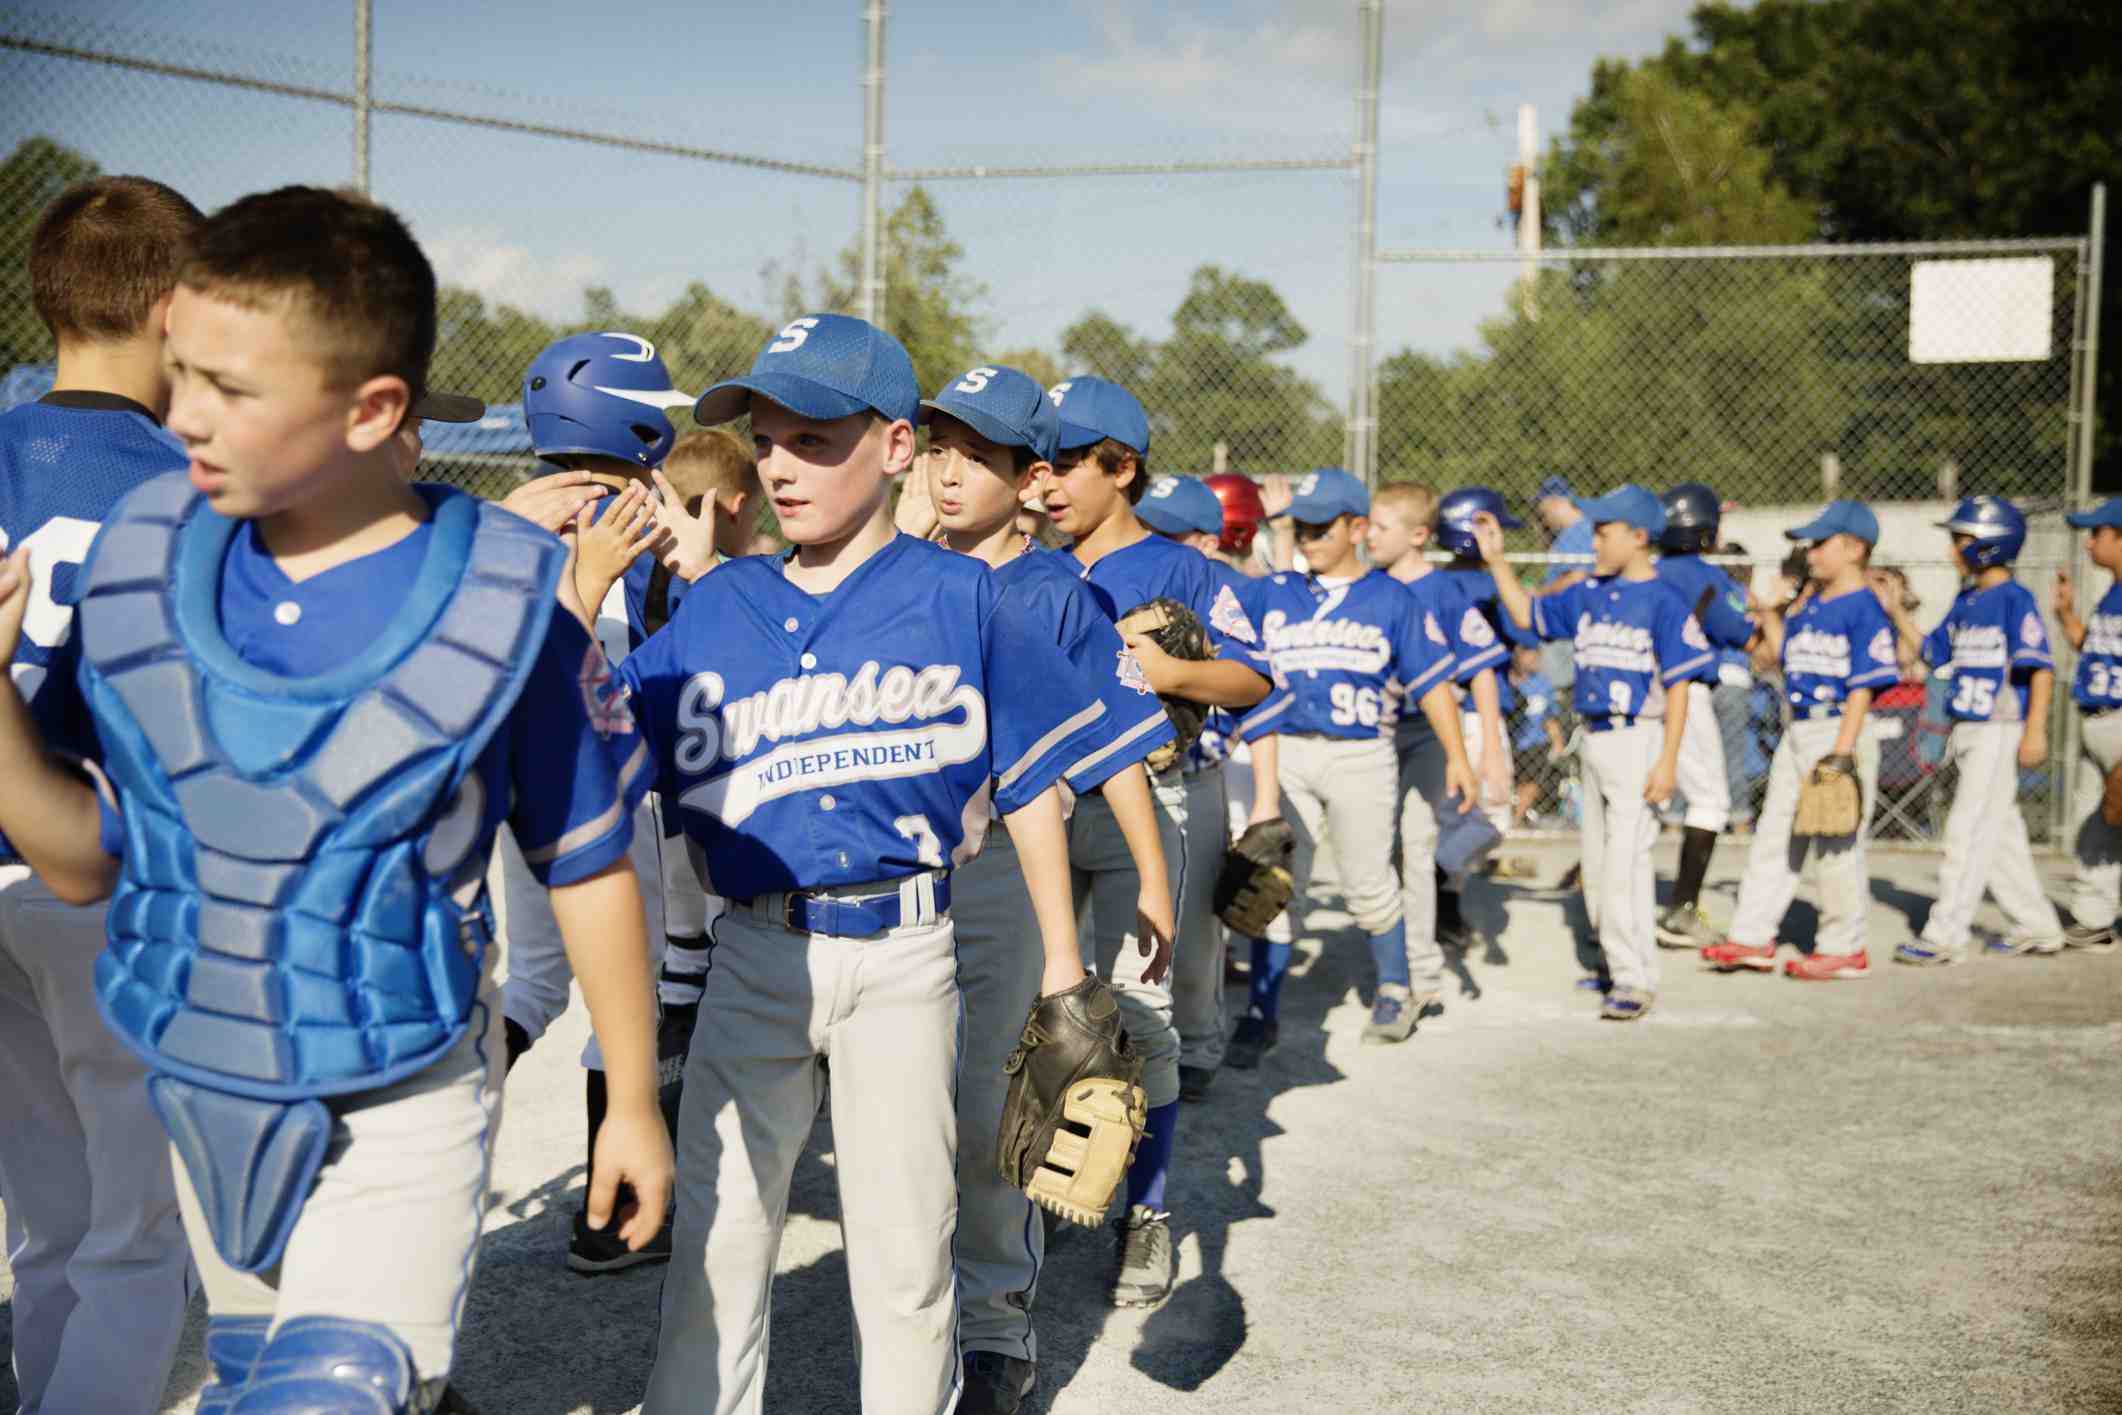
424,228,606,322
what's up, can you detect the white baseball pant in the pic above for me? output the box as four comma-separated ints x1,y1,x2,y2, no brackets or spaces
0,867,191,1415
2066,708,2122,929
1279,733,1403,938
1395,723,1454,994
1169,764,1231,1071
1726,715,1879,954
1462,707,1515,837
950,827,1045,1363
1069,781,1186,1110
1579,723,1663,994
1674,680,1733,832
646,893,960,1415
176,980,506,1391
1920,720,2064,955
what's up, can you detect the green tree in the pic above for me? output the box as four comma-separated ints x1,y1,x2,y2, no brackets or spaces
0,137,102,367
794,186,985,397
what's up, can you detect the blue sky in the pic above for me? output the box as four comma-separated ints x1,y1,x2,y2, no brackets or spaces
5,0,1710,401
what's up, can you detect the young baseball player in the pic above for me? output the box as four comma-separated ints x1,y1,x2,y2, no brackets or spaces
921,363,1176,1413
1236,469,1476,1048
1040,375,1271,1306
1882,496,2065,963
1651,482,1758,949
496,332,708,1274
0,174,202,1415
1510,645,1568,820
2051,497,2122,953
1478,485,1715,1019
1133,473,1282,1097
621,316,1111,1412
1360,480,1500,1028
0,186,671,1411
1702,501,1897,979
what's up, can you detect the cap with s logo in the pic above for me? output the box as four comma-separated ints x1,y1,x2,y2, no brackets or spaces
1048,375,1151,456
920,365,1059,461
1285,467,1368,523
695,314,919,427
1135,476,1225,537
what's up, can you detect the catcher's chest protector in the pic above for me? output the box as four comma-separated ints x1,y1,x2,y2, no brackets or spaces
75,475,562,1270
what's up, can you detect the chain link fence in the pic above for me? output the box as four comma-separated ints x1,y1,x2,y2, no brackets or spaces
1371,241,2094,848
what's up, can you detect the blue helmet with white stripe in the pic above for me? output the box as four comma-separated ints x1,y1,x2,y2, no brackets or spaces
1435,486,1523,558
1938,495,2027,570
524,332,694,467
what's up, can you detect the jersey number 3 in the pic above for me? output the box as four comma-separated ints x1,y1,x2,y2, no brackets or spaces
894,814,944,867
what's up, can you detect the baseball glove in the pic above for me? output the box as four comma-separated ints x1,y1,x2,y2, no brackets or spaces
1117,598,1214,774
1793,752,1862,838
996,976,1147,1227
1214,818,1296,935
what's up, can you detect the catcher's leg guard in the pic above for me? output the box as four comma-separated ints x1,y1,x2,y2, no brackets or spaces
195,1315,271,1415
147,1076,333,1274
229,1316,417,1413
1023,1078,1149,1228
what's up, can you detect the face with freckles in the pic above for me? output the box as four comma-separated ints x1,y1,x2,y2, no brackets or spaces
161,284,409,519
749,399,911,547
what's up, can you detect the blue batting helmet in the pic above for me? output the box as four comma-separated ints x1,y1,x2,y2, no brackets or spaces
1435,486,1523,558
1660,482,1721,553
524,332,694,467
1938,495,2027,570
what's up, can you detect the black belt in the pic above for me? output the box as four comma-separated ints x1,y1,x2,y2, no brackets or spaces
739,873,951,938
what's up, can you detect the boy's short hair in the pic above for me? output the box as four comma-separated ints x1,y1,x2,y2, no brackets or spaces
31,175,204,342
178,185,435,409
1062,438,1149,504
1373,480,1439,526
664,427,759,509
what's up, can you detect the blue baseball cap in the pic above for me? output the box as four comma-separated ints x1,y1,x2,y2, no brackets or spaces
2066,497,2122,531
1577,484,1666,537
1049,376,1151,455
1786,499,1880,545
695,314,919,427
1535,474,1576,503
920,365,1059,462
1285,467,1369,524
1137,476,1224,537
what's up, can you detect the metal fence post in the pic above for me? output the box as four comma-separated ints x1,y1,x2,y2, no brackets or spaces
859,0,886,328
2078,183,2107,508
2059,182,2107,846
1345,0,1382,487
351,0,370,192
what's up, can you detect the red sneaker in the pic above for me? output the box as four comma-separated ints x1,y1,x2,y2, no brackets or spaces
1784,949,1869,981
1701,939,1778,972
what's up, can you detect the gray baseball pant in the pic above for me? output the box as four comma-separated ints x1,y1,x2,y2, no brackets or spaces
1169,764,1231,1071
1580,723,1663,994
1919,720,2063,956
2066,708,2122,929
1726,715,1880,954
646,893,960,1415
1069,782,1186,1110
0,866,191,1415
1395,721,1453,994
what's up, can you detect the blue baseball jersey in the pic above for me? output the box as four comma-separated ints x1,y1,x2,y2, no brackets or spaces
1249,570,1455,740
1193,560,1280,766
1778,586,1899,714
0,394,187,861
991,546,1173,790
1654,554,1755,674
65,484,646,884
1438,565,1532,710
1532,575,1715,720
619,534,1107,897
1511,670,1560,752
2071,582,2122,709
1059,534,1271,677
1922,578,2053,722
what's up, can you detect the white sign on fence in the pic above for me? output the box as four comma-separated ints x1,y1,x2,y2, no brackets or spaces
1908,257,2054,363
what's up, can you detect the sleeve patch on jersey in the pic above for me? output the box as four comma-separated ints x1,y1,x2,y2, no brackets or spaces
579,639,635,739
1682,615,1710,651
1457,606,1494,647
1115,647,1152,695
1869,627,1896,667
1210,584,1258,643
1426,611,1449,646
2022,611,2045,648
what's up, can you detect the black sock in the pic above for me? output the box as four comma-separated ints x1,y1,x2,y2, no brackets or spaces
1673,826,1716,912
1436,867,1464,934
584,1067,608,1191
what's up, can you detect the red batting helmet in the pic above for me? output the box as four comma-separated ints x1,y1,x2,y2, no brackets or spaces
1203,473,1265,556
